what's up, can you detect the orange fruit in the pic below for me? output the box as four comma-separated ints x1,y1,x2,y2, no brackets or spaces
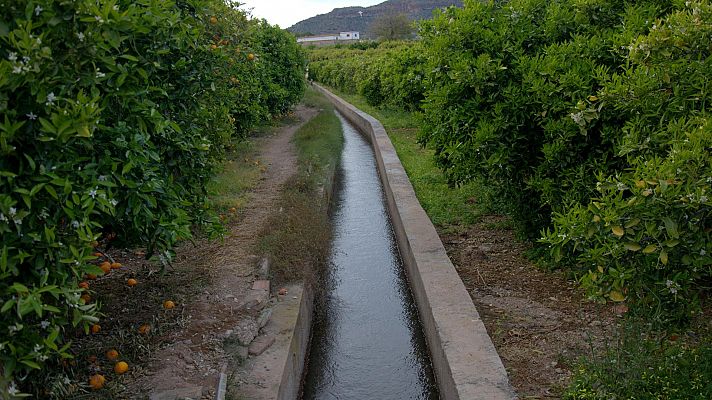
81,294,92,304
89,374,105,390
209,16,218,25
127,278,138,287
86,273,97,280
111,262,122,270
79,281,90,289
210,44,217,50
92,252,103,257
99,262,111,274
114,361,129,374
163,300,175,310
106,349,119,361
90,324,101,334
247,53,255,61
138,324,151,335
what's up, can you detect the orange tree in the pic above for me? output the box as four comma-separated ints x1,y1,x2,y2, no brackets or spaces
0,0,304,393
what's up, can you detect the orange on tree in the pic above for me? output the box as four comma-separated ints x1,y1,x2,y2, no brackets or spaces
163,300,175,310
90,324,101,334
80,294,91,304
86,273,97,280
127,278,138,287
89,374,105,390
106,349,119,361
209,16,218,25
114,361,129,374
111,262,122,269
92,252,103,257
79,281,90,289
247,53,255,61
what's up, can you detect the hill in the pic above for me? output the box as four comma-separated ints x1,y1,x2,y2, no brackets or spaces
288,0,463,38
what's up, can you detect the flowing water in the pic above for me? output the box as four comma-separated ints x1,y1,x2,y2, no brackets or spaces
300,112,439,400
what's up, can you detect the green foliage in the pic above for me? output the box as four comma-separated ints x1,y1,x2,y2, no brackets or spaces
369,13,414,41
565,322,712,399
543,3,712,320
0,0,304,392
307,0,712,319
308,41,427,111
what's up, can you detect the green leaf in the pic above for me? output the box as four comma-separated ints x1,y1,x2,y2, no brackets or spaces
611,226,625,237
663,217,679,239
609,291,626,302
20,359,42,369
624,242,641,252
642,244,657,254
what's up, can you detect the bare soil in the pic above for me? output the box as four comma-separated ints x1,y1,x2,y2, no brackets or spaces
61,105,318,399
128,105,318,398
442,216,623,399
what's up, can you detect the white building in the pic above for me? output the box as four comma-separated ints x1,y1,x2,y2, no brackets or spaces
297,32,360,45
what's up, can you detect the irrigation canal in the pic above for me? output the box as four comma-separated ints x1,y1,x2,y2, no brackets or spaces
300,112,439,399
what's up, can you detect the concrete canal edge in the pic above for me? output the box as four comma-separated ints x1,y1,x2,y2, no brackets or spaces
313,83,518,400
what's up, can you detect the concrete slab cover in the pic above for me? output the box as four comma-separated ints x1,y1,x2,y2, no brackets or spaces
313,84,517,400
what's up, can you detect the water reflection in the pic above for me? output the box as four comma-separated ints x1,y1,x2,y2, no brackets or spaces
301,112,439,400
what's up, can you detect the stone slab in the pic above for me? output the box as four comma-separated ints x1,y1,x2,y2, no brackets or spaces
249,334,276,356
252,279,270,291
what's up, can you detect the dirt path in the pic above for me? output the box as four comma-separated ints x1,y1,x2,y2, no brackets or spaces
443,216,619,399
129,105,319,399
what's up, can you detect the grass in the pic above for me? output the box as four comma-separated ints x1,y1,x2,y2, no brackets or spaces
258,86,344,284
207,139,262,216
333,91,493,233
565,318,712,399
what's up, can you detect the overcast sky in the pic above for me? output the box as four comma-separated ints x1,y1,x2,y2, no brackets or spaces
239,0,384,28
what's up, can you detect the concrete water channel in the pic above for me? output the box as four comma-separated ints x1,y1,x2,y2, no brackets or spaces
300,112,439,399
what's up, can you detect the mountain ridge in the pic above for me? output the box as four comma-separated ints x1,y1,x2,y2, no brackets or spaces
288,0,463,38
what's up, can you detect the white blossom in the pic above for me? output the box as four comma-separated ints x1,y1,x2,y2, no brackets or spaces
46,92,56,106
701,249,707,256
95,15,104,23
0,214,6,222
33,344,43,353
113,5,119,10
34,5,42,16
77,32,85,42
7,382,19,396
40,320,50,329
110,199,118,207
8,207,16,217
13,219,21,226
7,52,17,62
12,65,22,74
22,56,30,64
98,175,107,181
26,112,37,120
96,70,106,79
71,220,80,229
89,189,97,198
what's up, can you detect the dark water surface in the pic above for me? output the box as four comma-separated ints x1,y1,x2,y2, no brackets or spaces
301,112,439,400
